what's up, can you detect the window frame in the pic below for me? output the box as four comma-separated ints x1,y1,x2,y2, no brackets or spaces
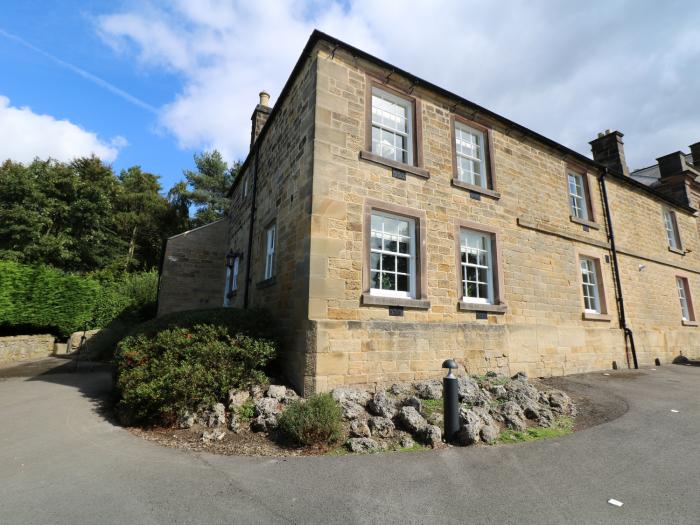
370,87,414,166
264,223,276,281
663,208,683,253
675,275,697,326
450,115,499,199
576,252,610,321
361,77,428,179
361,199,429,309
368,210,416,299
565,165,597,228
454,220,506,313
223,254,240,307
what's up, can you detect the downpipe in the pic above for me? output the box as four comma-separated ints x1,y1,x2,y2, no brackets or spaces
599,168,639,369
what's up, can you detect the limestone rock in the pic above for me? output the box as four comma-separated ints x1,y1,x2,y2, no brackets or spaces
340,400,366,420
414,380,443,400
267,385,287,400
457,376,480,401
480,423,499,443
198,403,226,428
349,419,371,438
422,425,442,447
177,411,195,429
368,392,397,418
347,437,380,453
332,387,371,407
228,414,239,432
390,383,412,396
400,436,416,448
282,388,300,404
403,396,422,412
251,414,278,432
228,389,251,410
202,429,226,443
489,384,507,399
250,385,265,400
501,401,527,432
255,397,282,418
368,416,395,438
547,390,573,415
456,407,482,445
397,406,428,435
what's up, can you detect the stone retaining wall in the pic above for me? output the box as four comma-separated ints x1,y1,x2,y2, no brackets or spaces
0,334,55,365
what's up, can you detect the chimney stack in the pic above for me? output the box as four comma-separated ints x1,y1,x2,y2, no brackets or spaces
657,151,691,179
689,142,700,170
589,130,630,177
250,90,272,148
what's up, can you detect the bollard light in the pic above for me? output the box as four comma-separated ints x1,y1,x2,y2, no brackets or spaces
442,359,459,443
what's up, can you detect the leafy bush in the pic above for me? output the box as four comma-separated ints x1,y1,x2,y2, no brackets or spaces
278,394,344,446
114,323,276,425
0,260,157,338
129,307,277,342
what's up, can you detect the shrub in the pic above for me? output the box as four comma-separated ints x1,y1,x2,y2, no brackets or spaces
278,394,344,446
114,323,276,425
129,307,276,342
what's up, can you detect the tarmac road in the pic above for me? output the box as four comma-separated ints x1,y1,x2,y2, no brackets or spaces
0,357,698,524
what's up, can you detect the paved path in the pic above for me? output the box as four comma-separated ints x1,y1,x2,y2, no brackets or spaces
0,358,698,524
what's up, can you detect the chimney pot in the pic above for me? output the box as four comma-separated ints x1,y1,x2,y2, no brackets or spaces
259,91,270,107
250,90,272,148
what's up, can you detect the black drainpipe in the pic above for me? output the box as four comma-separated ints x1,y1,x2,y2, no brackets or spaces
598,167,639,369
243,146,260,309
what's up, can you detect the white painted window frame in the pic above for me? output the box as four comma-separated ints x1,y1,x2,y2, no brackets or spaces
460,229,494,304
455,122,487,188
676,276,691,321
264,225,276,280
580,257,601,313
369,211,416,299
371,87,413,165
568,171,588,220
663,208,680,249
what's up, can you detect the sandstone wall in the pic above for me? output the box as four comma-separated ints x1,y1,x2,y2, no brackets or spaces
0,334,55,365
306,42,699,392
157,219,228,316
226,52,318,392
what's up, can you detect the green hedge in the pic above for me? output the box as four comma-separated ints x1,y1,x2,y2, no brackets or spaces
115,318,278,425
278,394,344,446
0,260,157,338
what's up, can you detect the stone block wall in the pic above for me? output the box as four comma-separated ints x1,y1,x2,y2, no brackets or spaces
0,335,55,365
157,219,229,316
225,52,318,392
304,42,699,392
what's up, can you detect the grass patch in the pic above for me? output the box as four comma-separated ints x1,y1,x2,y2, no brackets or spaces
496,417,574,445
421,398,442,417
490,376,510,386
396,442,427,453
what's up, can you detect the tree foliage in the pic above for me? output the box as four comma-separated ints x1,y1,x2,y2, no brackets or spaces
0,157,187,273
173,151,240,227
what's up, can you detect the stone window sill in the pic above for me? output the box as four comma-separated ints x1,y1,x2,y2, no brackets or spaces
582,312,611,322
361,293,430,309
668,246,685,255
458,301,507,314
570,215,600,230
451,179,500,199
359,150,430,179
682,319,698,327
256,276,276,289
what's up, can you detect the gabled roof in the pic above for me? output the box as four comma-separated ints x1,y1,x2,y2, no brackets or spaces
230,30,695,214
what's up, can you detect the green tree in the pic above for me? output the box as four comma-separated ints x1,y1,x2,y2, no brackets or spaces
179,151,239,227
115,166,170,271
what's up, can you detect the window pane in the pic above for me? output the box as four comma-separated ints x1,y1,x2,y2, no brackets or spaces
382,273,395,290
382,254,395,272
371,235,382,251
397,257,408,274
384,239,397,252
397,274,408,292
371,271,380,289
370,253,380,270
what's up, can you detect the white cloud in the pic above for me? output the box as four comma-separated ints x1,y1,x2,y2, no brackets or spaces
97,0,700,169
0,96,123,163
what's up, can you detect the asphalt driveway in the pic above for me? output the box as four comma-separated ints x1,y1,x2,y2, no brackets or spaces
0,358,698,524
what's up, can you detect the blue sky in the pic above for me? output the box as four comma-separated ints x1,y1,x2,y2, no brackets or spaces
0,1,193,189
1,1,699,193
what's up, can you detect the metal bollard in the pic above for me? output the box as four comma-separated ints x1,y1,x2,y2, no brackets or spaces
442,359,459,443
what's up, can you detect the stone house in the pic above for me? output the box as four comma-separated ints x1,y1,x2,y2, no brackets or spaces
157,30,700,394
